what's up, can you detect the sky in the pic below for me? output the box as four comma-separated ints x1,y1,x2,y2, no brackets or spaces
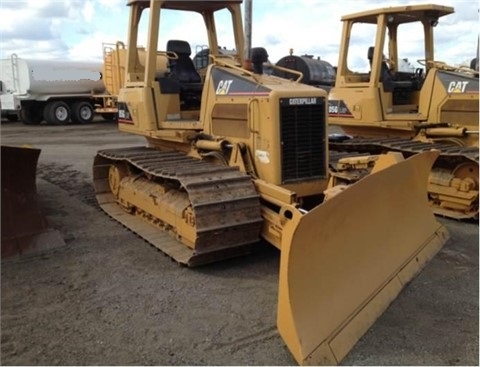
0,0,478,72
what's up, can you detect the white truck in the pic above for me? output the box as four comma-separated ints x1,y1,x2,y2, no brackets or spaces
0,54,116,124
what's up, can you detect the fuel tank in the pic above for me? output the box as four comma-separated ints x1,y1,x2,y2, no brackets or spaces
274,54,336,89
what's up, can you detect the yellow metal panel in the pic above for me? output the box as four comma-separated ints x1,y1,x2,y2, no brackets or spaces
277,151,449,365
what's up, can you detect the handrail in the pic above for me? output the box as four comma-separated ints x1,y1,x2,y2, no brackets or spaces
210,54,304,83
248,98,260,133
10,53,20,93
417,59,479,76
209,54,257,81
269,63,304,82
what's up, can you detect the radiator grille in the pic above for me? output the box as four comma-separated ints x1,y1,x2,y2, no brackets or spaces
279,98,327,183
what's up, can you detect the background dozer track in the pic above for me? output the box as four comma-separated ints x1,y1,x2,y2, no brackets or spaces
329,137,479,219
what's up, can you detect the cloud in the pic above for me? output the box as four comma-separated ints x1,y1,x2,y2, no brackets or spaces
0,0,477,70
36,1,72,18
98,0,125,11
2,18,55,41
81,1,95,23
250,0,478,68
0,0,114,60
1,38,69,60
68,32,125,62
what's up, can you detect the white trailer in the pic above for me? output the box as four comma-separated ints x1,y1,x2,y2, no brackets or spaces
0,54,112,124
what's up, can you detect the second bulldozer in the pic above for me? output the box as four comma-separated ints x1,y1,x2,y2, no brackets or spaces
93,0,449,364
328,4,479,220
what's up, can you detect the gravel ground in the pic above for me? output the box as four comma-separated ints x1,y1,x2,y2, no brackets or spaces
1,120,478,365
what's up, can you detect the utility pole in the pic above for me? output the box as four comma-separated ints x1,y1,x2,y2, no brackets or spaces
244,0,252,69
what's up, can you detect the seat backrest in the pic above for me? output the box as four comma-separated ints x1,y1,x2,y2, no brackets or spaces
367,46,388,70
367,46,395,91
166,40,201,84
367,46,375,65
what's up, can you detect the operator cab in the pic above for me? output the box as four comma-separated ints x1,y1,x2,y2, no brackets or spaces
120,0,244,130
331,4,454,119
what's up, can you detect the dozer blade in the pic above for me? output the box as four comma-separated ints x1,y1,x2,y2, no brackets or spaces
1,145,62,258
277,151,449,365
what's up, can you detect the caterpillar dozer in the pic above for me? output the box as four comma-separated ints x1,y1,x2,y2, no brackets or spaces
92,0,449,364
327,4,479,220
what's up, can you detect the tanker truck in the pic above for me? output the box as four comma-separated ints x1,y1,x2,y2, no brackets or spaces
0,53,117,124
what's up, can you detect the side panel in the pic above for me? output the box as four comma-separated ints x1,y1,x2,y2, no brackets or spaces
429,70,479,129
117,87,158,134
0,93,21,111
328,86,383,126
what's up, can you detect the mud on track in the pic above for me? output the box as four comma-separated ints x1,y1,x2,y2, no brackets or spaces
1,120,478,365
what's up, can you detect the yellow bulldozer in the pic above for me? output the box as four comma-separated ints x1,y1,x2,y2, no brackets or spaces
92,0,449,364
327,4,479,220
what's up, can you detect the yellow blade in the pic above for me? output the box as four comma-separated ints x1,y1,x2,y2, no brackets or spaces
277,151,449,365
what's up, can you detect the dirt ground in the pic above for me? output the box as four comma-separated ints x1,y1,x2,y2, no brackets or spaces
1,120,478,366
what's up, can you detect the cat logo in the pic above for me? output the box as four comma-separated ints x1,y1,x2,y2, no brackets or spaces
447,81,469,93
216,79,233,95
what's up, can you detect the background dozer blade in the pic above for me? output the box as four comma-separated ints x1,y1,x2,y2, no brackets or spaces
277,151,449,365
1,145,63,258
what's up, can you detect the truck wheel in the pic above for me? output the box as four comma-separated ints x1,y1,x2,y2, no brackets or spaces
101,113,117,121
20,106,42,125
71,101,94,124
6,113,19,122
45,101,71,124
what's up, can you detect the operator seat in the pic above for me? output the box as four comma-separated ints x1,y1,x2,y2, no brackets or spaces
367,46,394,92
368,46,416,105
166,40,203,109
